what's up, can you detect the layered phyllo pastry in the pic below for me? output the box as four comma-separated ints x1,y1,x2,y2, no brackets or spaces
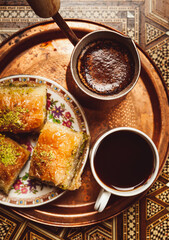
29,121,89,190
0,134,30,194
0,83,47,133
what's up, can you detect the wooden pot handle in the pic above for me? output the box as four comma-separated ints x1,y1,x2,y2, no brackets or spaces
26,0,60,18
27,0,79,45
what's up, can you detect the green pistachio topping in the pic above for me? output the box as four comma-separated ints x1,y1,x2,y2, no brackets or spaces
33,148,55,162
0,135,20,166
0,106,29,130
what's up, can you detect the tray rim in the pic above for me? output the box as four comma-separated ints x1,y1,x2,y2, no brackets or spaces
0,18,169,227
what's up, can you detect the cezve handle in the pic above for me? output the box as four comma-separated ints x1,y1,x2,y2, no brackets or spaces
26,0,60,18
26,0,79,46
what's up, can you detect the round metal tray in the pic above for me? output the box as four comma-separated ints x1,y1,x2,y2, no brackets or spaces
0,19,168,227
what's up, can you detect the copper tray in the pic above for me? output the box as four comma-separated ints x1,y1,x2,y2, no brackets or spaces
0,19,168,227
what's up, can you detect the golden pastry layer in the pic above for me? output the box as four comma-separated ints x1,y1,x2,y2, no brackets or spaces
0,134,30,194
0,83,47,133
29,121,89,190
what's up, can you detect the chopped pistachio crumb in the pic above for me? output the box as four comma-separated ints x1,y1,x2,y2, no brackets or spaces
39,151,54,159
71,148,77,157
0,106,29,130
0,135,20,166
33,148,55,162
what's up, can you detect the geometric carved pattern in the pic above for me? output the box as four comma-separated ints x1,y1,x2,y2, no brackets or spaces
145,0,169,29
15,222,62,240
0,206,25,240
0,5,140,43
147,39,169,88
0,2,168,240
0,215,16,240
161,156,169,180
147,214,169,240
145,23,165,44
156,189,169,204
123,202,140,240
147,180,165,195
0,6,38,19
146,199,165,220
85,225,112,240
60,6,140,42
50,219,114,240
68,232,83,240
0,206,62,240
30,232,47,240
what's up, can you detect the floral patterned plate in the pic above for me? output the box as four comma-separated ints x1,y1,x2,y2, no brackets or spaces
0,75,90,208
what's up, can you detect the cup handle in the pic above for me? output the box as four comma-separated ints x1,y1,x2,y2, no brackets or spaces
94,188,111,212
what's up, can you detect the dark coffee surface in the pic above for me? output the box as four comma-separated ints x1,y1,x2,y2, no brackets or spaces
77,40,135,95
94,131,154,190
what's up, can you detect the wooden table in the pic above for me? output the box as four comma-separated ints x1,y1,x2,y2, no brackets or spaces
0,0,168,239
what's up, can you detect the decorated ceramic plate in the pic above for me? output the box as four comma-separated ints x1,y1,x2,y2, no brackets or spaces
0,75,90,208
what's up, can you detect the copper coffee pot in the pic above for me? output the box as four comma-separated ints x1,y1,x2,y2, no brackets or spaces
26,0,141,110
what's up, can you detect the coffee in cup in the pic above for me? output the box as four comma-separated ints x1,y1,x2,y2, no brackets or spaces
90,127,159,212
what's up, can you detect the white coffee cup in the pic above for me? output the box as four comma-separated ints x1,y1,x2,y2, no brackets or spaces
90,127,159,212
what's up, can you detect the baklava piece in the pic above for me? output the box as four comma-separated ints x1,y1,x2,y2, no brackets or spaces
0,134,30,194
0,83,47,133
29,121,89,190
